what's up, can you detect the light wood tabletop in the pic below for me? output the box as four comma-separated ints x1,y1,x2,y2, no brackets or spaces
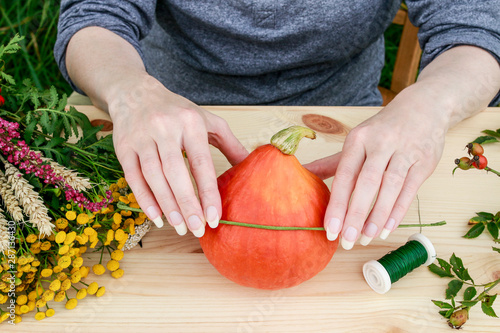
15,106,500,333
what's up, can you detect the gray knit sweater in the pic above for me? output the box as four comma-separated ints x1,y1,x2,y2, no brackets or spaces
55,0,500,106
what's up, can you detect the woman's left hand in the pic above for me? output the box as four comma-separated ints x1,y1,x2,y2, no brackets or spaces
305,83,450,249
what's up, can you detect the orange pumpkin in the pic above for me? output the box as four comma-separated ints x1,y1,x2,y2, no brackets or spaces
199,126,339,290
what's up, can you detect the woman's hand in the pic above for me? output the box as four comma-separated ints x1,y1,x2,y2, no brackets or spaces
108,74,248,237
306,83,449,249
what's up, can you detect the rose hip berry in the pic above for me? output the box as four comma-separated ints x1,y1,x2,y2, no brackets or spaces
466,142,484,156
455,157,473,170
448,309,468,329
472,154,488,169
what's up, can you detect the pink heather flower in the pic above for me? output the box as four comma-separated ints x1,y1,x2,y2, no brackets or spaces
0,116,110,212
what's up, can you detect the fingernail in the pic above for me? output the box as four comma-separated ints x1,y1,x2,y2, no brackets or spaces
360,223,378,246
380,218,396,240
341,226,357,250
147,206,164,228
205,206,219,229
188,215,205,238
169,211,187,236
326,217,341,241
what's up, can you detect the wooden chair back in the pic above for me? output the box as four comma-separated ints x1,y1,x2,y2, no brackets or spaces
378,8,422,105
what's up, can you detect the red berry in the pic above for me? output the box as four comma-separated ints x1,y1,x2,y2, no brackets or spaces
0,95,4,106
448,309,468,329
466,142,484,156
472,154,488,169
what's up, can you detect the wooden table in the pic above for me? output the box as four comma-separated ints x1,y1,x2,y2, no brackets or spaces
17,106,500,332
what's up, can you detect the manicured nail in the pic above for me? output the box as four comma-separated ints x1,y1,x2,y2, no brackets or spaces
341,226,357,250
360,222,378,246
188,215,205,238
169,211,187,236
147,206,164,228
326,218,341,241
380,218,396,240
205,206,219,229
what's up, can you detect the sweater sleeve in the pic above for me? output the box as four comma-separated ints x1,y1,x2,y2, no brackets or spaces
54,0,157,94
406,0,500,106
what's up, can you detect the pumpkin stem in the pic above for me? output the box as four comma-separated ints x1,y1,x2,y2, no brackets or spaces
270,126,316,155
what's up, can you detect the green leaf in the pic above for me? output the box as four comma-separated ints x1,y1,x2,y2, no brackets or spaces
432,300,453,309
463,287,477,301
438,310,449,318
477,212,495,220
23,120,38,144
493,247,500,253
461,300,479,307
473,136,499,144
445,308,454,318
484,295,497,307
481,302,498,318
428,263,454,278
0,71,15,85
487,222,500,240
450,254,466,279
482,130,500,138
469,215,489,224
464,223,486,238
446,280,464,299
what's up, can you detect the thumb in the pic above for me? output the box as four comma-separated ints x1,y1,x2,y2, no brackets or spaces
303,152,342,180
208,121,249,166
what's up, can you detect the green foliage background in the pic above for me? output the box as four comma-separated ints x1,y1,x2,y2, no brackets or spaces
0,0,402,96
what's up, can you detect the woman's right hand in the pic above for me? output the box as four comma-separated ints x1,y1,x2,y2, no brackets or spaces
107,74,249,237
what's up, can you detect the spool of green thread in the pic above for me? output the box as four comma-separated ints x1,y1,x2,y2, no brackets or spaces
363,233,436,294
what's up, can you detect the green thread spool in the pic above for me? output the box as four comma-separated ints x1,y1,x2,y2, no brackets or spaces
363,233,436,294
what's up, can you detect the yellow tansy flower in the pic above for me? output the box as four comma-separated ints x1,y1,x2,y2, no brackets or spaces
46,308,55,317
55,231,67,244
120,210,132,217
70,271,82,284
60,279,72,292
49,279,62,291
80,266,90,278
64,231,77,245
53,265,63,273
92,264,106,275
20,304,29,314
117,177,127,188
106,260,120,272
77,213,90,225
115,229,126,242
118,196,130,204
16,294,28,305
40,241,51,251
84,227,96,237
111,250,124,261
76,288,87,300
13,316,22,324
58,244,70,255
129,223,136,235
104,229,114,246
87,282,99,295
109,183,119,192
65,211,77,221
55,218,69,230
54,291,66,302
79,246,88,254
111,269,124,279
65,298,78,310
112,191,120,202
76,234,89,245
35,311,46,321
26,234,38,243
130,202,141,209
58,256,72,269
42,290,54,302
1,312,10,323
40,268,53,277
31,260,40,267
113,213,122,225
72,257,84,269
96,286,106,297
35,299,46,308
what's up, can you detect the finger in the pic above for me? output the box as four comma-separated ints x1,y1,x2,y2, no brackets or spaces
208,117,249,166
183,130,221,229
135,144,189,235
158,144,206,238
303,152,342,180
118,150,167,230
382,162,430,240
323,144,365,242
341,154,390,250
360,154,409,245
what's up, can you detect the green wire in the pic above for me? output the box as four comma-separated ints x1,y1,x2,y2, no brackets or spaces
377,240,428,283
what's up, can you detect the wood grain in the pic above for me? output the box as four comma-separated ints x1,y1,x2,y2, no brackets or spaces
16,106,500,332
